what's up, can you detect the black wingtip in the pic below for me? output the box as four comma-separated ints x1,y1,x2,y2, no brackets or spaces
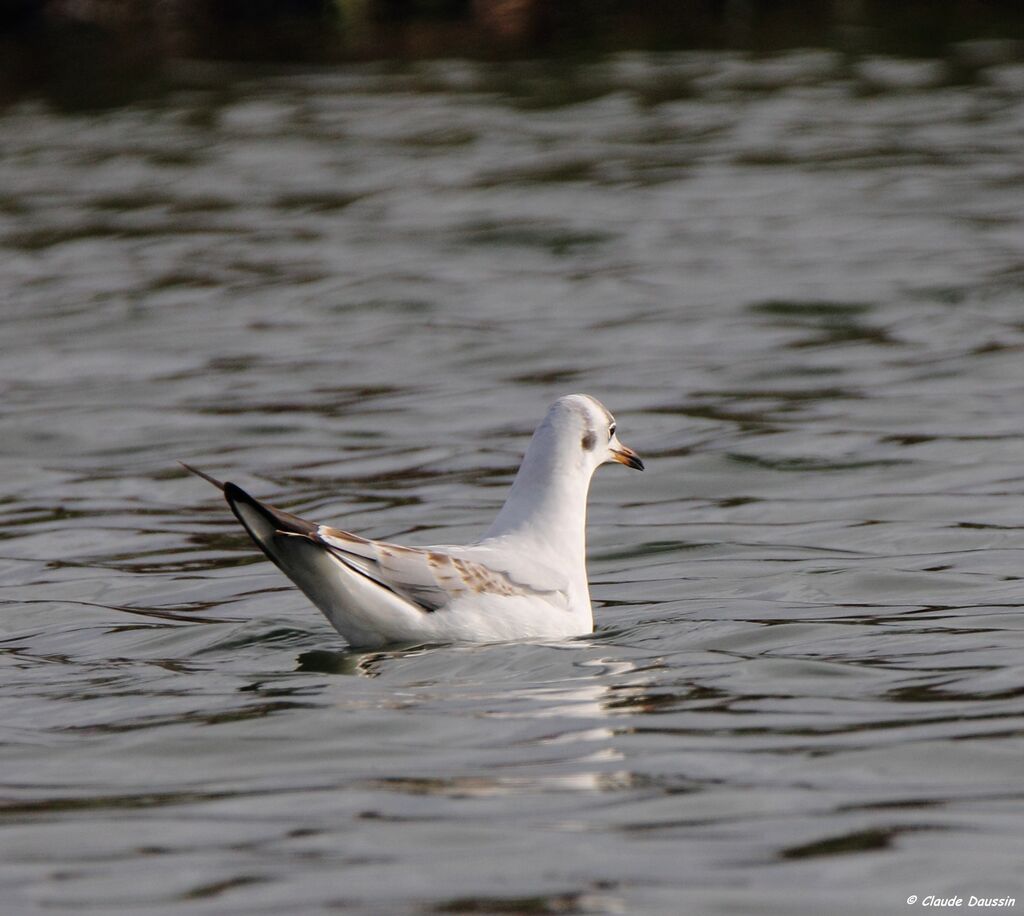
179,461,226,491
222,480,319,539
222,480,247,501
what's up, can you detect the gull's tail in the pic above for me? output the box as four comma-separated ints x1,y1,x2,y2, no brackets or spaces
180,462,414,645
179,460,317,564
178,461,225,492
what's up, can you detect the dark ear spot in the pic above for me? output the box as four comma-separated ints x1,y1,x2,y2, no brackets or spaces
582,431,596,451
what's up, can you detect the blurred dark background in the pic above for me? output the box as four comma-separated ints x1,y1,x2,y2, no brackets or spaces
2,0,1023,108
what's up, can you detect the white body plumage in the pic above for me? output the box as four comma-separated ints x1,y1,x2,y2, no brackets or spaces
184,394,643,648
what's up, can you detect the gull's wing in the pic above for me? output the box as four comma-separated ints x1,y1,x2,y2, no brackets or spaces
313,527,570,614
180,463,569,620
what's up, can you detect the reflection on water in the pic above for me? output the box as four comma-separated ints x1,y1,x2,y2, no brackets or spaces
2,47,1024,913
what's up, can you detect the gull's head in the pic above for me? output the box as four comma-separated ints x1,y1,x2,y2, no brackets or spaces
541,394,644,475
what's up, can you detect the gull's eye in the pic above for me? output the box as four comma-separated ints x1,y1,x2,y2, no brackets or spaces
608,423,616,438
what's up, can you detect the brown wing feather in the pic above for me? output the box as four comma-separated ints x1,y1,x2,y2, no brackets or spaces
316,526,540,613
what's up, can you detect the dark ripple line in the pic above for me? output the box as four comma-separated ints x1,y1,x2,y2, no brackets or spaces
0,598,233,625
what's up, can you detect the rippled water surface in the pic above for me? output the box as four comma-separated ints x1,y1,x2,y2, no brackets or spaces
2,49,1024,913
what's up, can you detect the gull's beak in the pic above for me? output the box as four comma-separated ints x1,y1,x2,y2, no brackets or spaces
610,443,644,471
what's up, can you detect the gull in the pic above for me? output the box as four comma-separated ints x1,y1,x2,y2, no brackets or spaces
182,394,643,648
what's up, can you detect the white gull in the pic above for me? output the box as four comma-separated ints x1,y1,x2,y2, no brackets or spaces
182,394,643,648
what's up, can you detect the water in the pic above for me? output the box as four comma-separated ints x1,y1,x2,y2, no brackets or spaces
2,48,1024,914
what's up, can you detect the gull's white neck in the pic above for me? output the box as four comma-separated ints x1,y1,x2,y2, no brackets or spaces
481,422,593,564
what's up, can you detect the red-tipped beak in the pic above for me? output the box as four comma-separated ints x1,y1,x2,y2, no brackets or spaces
611,444,644,471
